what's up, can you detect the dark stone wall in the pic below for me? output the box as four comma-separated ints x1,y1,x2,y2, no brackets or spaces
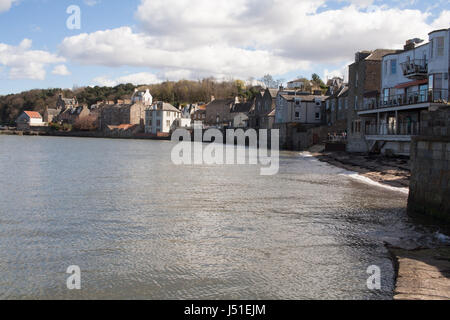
408,107,450,222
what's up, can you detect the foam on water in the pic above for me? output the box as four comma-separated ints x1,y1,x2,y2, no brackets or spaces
299,151,409,195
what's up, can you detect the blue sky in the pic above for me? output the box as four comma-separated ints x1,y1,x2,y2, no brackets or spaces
0,0,449,94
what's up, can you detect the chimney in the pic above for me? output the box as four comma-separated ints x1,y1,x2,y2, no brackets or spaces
404,39,415,51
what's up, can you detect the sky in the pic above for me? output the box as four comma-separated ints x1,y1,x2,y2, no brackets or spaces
0,0,449,94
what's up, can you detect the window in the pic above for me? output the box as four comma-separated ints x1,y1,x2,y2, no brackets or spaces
391,59,397,74
156,120,161,127
354,96,358,110
355,73,359,88
437,37,444,57
384,61,388,76
294,107,301,120
315,112,320,120
166,120,170,127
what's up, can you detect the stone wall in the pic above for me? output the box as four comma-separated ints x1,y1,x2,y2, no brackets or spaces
408,107,450,222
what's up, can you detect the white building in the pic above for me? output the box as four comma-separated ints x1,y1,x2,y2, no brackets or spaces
145,102,181,134
287,79,307,89
357,28,449,155
132,88,153,106
16,111,46,130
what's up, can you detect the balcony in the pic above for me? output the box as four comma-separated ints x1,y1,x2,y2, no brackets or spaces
365,121,420,136
360,89,448,111
400,59,427,79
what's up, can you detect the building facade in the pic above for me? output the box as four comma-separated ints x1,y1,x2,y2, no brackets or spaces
145,101,182,134
353,29,449,155
346,49,399,152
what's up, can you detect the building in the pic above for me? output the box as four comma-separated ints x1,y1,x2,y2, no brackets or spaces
274,89,328,150
204,97,236,128
346,49,400,153
325,78,349,136
249,88,278,129
275,90,326,125
145,101,182,135
16,111,45,130
131,88,153,106
56,93,78,110
352,28,450,155
43,106,60,123
230,100,253,128
287,79,308,89
58,105,91,125
100,102,146,131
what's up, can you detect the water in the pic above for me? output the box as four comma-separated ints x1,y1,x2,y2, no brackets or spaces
0,135,441,300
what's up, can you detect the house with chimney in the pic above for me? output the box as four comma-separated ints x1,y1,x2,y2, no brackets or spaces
352,28,449,155
346,48,400,153
274,86,328,150
145,101,182,135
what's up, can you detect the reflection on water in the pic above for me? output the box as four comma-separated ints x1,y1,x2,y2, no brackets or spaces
0,135,440,299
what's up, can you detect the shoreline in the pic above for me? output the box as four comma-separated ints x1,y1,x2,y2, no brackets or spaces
309,146,410,190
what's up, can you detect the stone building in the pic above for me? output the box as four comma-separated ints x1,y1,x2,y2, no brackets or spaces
346,49,399,152
204,97,236,128
325,78,348,134
249,88,278,129
100,102,146,131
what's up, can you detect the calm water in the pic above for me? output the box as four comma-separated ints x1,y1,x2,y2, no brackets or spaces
0,135,441,300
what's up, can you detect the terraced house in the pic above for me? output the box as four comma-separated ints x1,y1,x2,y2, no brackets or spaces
355,28,450,155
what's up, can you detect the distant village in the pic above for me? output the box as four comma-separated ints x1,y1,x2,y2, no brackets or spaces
12,28,450,156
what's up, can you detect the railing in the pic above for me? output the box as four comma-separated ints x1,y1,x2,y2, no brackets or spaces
365,121,420,136
327,132,347,142
360,89,448,111
400,59,427,77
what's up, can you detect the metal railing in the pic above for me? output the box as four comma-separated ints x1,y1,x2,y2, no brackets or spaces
365,121,420,136
361,89,448,110
400,59,427,77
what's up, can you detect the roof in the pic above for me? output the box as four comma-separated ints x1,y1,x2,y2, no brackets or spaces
366,49,401,60
280,94,327,102
231,101,253,113
207,98,234,108
267,88,279,98
24,111,42,119
153,102,181,112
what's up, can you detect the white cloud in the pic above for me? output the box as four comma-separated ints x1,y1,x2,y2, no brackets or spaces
58,1,450,84
93,72,161,86
60,27,309,79
0,39,65,80
52,64,71,76
0,0,17,13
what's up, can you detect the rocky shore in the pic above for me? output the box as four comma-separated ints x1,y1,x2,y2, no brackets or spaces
309,146,410,189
